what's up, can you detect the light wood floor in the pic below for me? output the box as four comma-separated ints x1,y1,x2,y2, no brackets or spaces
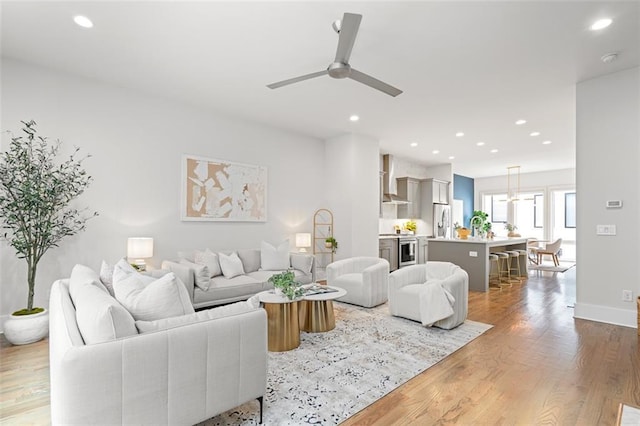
1,267,638,425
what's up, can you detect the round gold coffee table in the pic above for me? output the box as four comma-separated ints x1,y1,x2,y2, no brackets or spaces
257,291,301,352
299,285,347,333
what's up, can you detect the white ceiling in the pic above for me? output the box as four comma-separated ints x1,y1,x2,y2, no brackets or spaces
2,1,638,178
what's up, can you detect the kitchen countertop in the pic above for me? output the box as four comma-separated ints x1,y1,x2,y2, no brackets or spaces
379,234,432,239
427,236,529,246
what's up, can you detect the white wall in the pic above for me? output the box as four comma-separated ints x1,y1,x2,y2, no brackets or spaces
574,67,639,328
0,59,326,324
325,133,379,259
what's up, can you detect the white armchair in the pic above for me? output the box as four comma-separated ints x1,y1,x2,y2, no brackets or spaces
326,257,390,308
388,262,468,330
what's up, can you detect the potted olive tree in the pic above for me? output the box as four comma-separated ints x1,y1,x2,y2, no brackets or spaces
0,120,97,345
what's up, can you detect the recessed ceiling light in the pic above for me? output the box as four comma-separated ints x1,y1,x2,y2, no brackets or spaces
349,115,359,122
542,140,552,145
455,132,464,137
515,119,527,125
476,141,485,146
73,15,93,28
530,132,540,136
448,156,455,160
432,150,440,154
591,18,612,31
490,149,499,153
410,142,418,147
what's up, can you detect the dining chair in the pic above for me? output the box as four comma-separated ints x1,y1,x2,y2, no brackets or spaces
534,238,563,266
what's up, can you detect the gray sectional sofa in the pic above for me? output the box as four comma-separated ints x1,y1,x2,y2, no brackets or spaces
162,249,316,309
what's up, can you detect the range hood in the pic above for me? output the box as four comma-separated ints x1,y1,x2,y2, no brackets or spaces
382,154,409,204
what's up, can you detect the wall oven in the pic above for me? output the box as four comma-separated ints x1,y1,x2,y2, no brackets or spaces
399,237,417,268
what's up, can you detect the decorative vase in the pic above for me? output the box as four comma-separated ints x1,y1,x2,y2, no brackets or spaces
274,288,284,297
325,242,332,249
3,309,49,345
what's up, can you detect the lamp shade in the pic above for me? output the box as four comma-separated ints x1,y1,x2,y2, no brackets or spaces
295,233,311,250
127,237,154,259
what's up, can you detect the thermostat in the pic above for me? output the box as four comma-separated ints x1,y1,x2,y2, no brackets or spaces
606,200,623,209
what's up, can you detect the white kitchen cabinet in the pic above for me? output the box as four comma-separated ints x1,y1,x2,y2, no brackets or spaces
422,178,450,205
379,238,399,271
417,237,429,264
397,177,421,219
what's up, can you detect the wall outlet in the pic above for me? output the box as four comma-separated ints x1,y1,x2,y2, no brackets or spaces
622,290,633,302
469,251,478,257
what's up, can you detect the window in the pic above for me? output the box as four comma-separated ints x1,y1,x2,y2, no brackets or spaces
534,194,544,228
565,192,576,228
490,194,507,223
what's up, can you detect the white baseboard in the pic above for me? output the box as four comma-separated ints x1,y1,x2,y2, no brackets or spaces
574,302,638,329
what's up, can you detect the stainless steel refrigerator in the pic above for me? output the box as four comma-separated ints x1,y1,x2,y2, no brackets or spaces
433,204,451,238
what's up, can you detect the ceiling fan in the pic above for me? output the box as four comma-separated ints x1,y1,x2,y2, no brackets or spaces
267,13,403,97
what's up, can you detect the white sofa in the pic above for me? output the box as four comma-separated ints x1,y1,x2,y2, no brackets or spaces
326,257,390,308
388,261,468,330
163,249,316,310
49,270,268,425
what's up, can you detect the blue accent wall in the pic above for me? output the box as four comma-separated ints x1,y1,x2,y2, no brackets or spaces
453,174,474,228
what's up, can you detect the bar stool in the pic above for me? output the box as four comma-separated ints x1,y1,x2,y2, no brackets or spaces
488,254,502,290
505,250,522,283
515,249,528,280
495,252,512,287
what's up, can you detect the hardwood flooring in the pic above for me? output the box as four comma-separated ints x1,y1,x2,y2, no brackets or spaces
1,267,638,425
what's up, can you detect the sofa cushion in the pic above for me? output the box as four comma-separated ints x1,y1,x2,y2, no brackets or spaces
113,259,195,321
194,249,222,277
180,259,210,291
290,253,313,274
218,252,245,279
194,275,263,304
237,249,261,273
69,264,137,344
135,301,256,333
260,240,290,270
98,260,116,296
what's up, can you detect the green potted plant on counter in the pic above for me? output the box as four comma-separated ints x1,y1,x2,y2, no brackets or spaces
0,120,98,345
505,223,521,237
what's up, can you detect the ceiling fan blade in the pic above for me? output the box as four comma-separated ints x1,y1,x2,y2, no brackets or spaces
267,70,328,89
349,69,403,97
334,13,362,64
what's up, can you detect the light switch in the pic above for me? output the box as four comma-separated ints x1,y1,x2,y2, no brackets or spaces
596,225,616,235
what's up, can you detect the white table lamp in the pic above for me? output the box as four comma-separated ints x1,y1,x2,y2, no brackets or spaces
127,237,154,271
295,233,311,253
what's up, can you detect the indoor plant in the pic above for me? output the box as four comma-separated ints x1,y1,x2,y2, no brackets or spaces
0,120,97,345
470,210,489,238
268,270,305,300
505,223,521,237
325,237,338,254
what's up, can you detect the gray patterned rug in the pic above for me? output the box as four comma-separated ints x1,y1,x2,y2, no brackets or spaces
202,302,492,425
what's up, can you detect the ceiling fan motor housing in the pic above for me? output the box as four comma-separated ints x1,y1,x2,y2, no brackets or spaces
328,62,351,79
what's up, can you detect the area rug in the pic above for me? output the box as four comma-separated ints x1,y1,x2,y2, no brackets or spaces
201,302,492,425
529,262,575,273
618,403,640,425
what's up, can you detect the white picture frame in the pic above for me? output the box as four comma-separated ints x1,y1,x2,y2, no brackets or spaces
181,154,267,222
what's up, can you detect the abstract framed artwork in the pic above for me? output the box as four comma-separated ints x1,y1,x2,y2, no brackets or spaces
181,154,267,221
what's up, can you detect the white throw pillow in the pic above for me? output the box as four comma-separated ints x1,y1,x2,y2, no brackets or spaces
261,240,290,270
69,263,136,344
218,252,245,279
113,259,194,321
136,301,255,333
99,260,116,296
194,249,222,277
179,259,211,291
290,253,313,275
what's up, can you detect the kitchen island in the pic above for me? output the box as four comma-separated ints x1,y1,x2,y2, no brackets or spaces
427,237,528,292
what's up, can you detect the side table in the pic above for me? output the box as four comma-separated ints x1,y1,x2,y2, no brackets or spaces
257,291,300,352
299,285,347,333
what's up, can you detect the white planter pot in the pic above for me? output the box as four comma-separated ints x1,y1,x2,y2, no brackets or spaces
3,309,49,345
